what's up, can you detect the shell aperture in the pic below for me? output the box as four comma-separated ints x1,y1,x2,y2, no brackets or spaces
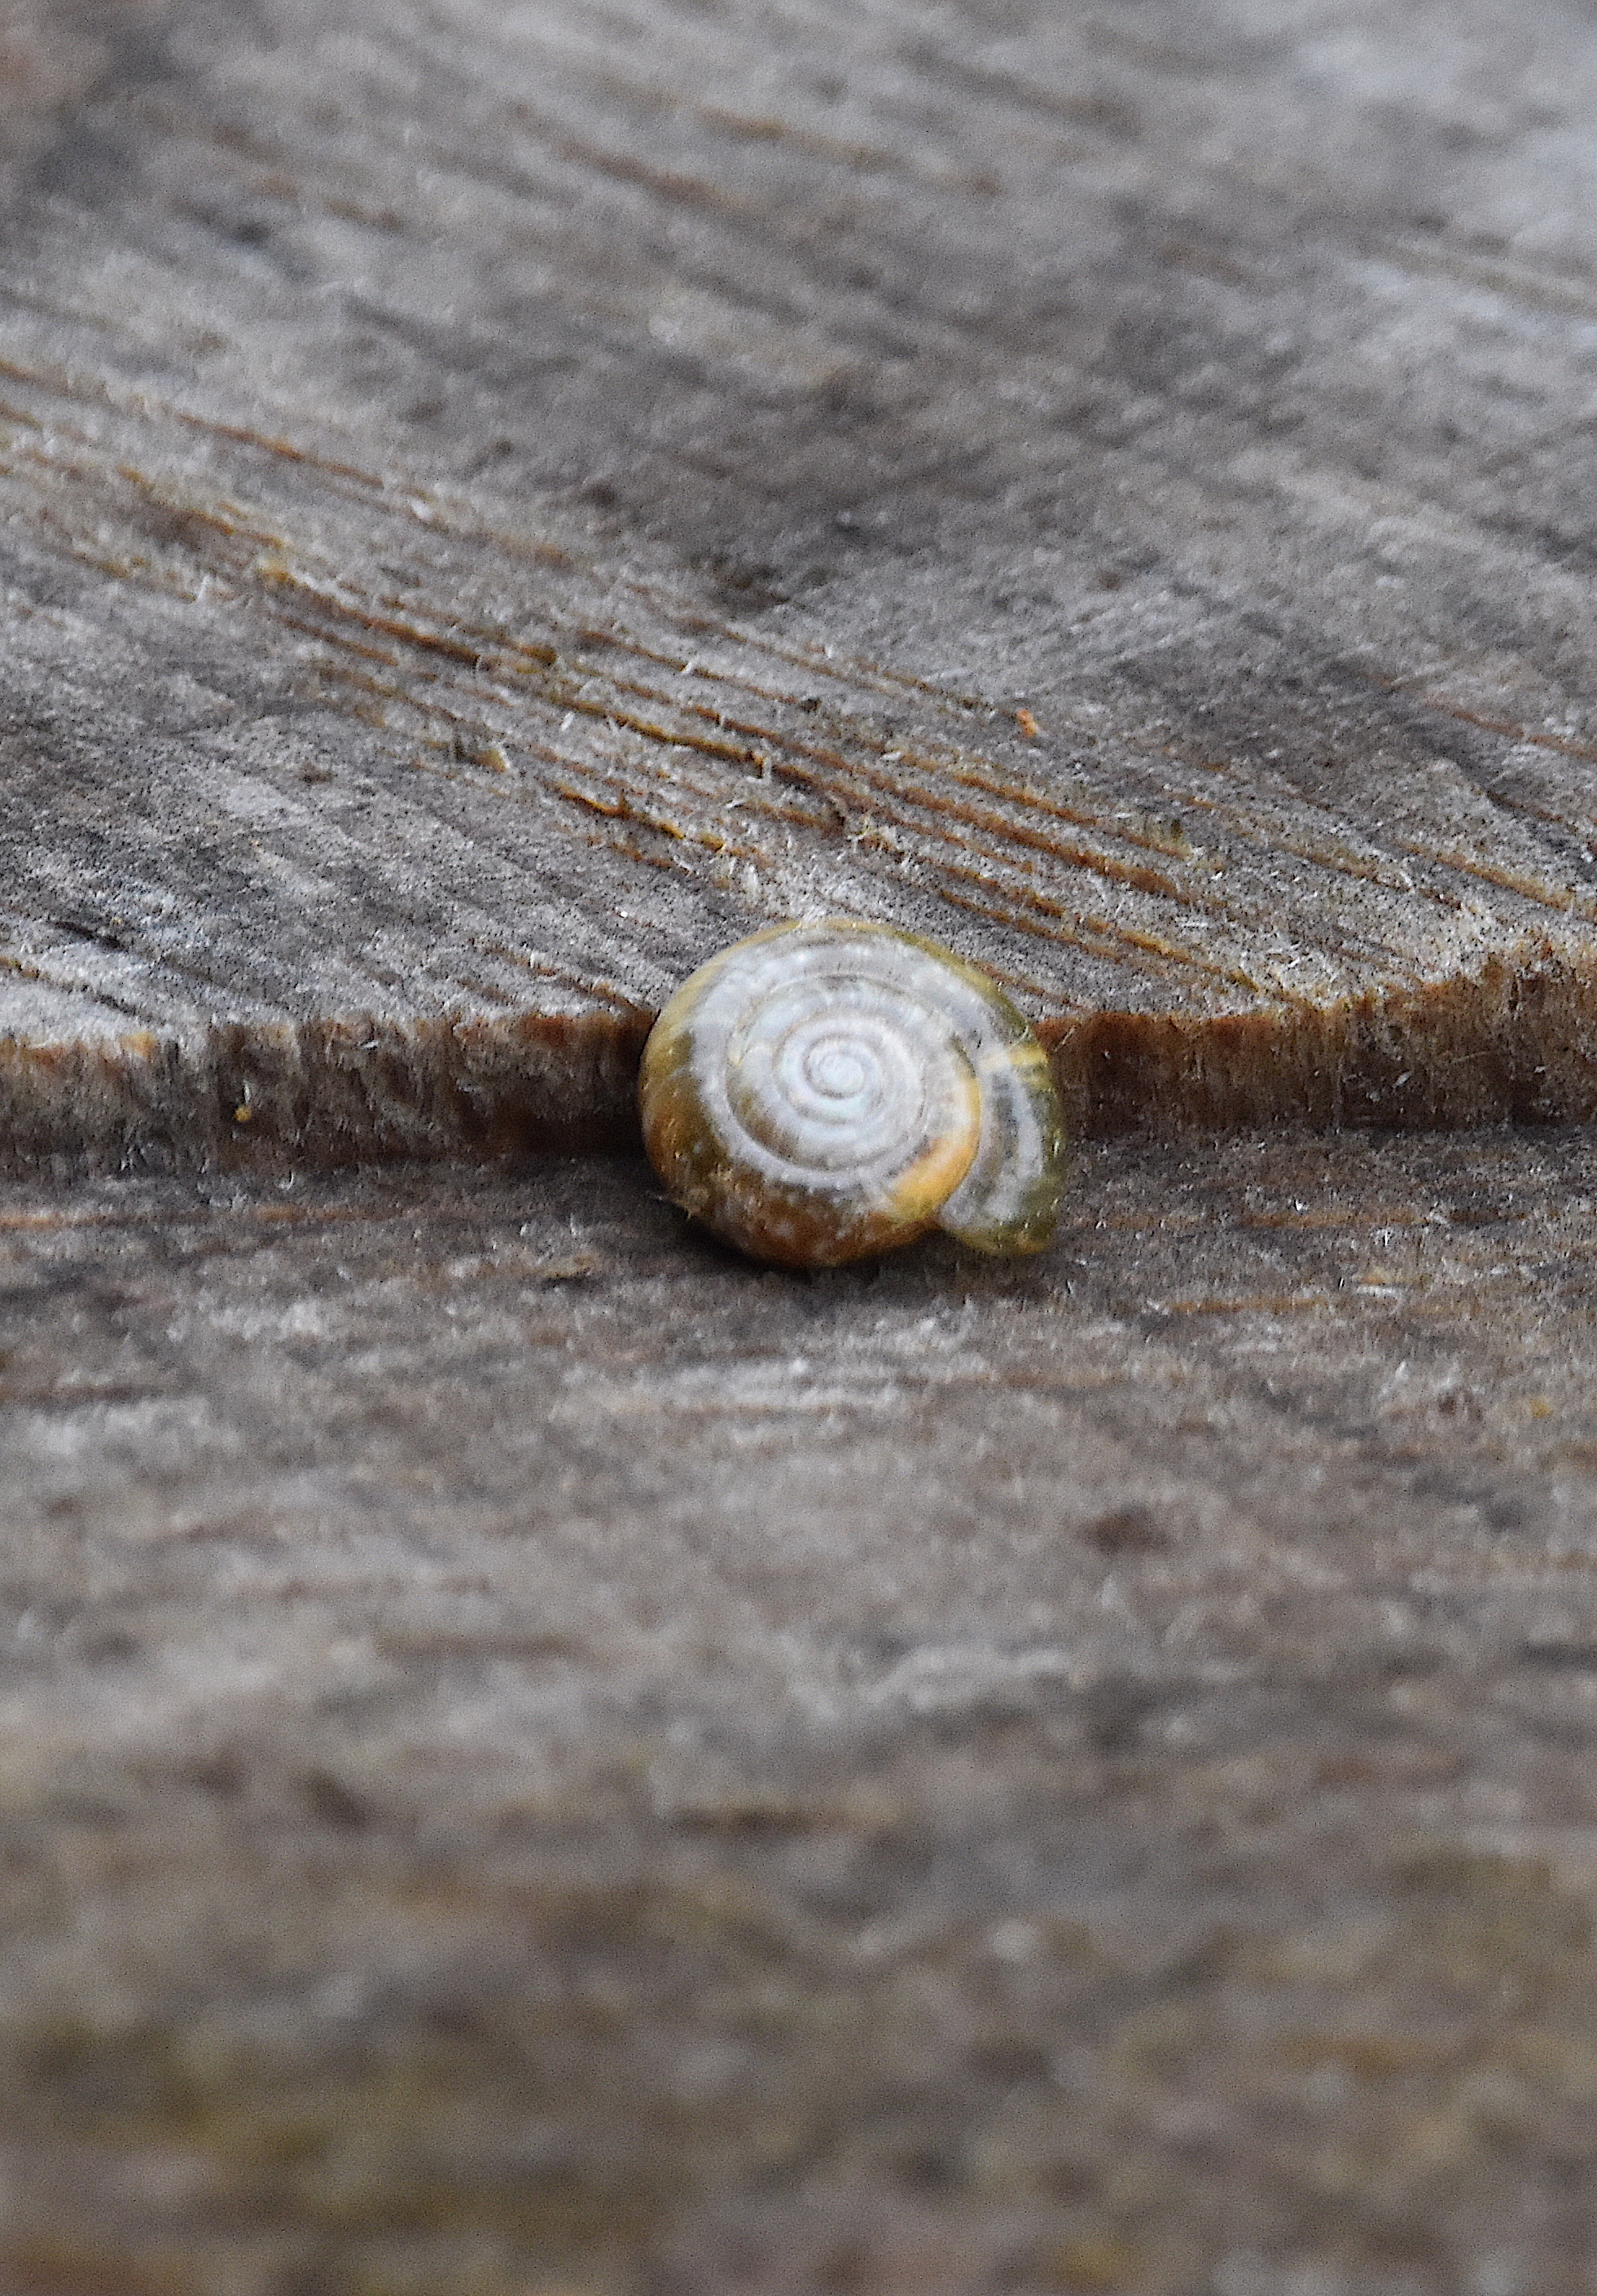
638,920,1066,1267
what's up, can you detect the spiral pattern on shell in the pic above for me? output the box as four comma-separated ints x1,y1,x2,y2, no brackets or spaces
638,920,1066,1267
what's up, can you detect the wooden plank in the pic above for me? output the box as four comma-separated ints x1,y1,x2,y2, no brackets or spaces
9,1,1597,1166
12,15,1597,2289
3,1133,1597,2285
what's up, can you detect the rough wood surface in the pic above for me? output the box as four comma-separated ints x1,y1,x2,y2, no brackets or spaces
10,0,1597,1162
6,1137,1597,2291
12,9,1597,2296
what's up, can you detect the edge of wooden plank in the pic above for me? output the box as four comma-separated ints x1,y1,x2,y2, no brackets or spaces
5,939,1595,1174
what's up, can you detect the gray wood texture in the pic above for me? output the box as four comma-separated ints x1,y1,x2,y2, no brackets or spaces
9,5,1597,2294
9,0,1597,1163
5,1136,1597,2292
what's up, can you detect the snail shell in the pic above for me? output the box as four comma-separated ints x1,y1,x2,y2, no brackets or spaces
638,919,1065,1267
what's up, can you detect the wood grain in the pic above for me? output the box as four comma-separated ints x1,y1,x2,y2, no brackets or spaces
15,15,1597,2289
10,1,1597,1165
4,1135,1597,2288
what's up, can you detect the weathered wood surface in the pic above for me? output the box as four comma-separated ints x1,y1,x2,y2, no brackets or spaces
9,0,1597,1161
6,1136,1597,2290
11,7,1597,2295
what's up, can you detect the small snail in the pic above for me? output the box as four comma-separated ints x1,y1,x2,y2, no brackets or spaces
638,919,1065,1267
